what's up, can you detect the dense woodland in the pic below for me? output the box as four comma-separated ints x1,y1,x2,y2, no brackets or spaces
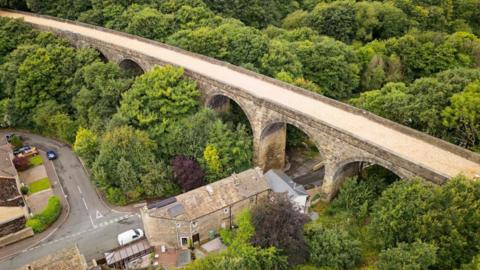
1,0,480,269
2,0,480,152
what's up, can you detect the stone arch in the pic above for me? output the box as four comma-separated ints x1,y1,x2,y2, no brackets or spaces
95,48,109,63
118,58,145,77
205,92,256,134
259,119,324,173
327,156,406,197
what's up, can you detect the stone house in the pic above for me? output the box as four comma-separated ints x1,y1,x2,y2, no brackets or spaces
141,168,270,248
0,146,28,238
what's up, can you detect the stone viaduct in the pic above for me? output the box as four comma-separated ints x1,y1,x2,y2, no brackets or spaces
2,10,480,200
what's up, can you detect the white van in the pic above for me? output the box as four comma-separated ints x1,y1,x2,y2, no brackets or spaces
117,228,144,246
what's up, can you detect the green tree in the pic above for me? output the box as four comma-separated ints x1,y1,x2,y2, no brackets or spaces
206,120,253,179
370,180,434,248
73,127,99,166
296,38,360,99
203,144,222,181
304,223,362,270
118,65,200,139
92,126,158,202
442,81,480,150
377,242,438,270
308,1,357,43
121,4,175,42
72,61,131,132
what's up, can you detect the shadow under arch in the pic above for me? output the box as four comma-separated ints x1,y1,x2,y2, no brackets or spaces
205,93,255,135
260,120,324,183
329,156,404,197
119,58,145,77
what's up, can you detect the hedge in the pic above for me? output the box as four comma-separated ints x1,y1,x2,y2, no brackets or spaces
26,196,62,233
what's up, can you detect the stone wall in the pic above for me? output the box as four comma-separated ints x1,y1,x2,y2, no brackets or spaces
0,216,26,238
143,190,269,248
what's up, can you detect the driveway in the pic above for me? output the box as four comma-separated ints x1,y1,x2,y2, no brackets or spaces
19,166,47,185
0,131,143,269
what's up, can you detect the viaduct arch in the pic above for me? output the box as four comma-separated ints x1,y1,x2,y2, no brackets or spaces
3,10,479,200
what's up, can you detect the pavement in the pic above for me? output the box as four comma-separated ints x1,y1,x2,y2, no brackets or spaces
0,131,143,270
1,10,479,179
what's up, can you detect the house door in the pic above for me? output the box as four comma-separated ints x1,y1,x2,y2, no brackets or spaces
192,233,200,244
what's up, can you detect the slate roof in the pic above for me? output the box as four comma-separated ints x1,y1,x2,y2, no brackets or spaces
265,169,308,197
147,168,269,221
17,246,87,270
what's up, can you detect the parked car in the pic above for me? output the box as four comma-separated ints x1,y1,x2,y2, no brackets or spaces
47,150,57,160
117,229,144,246
13,145,31,156
17,147,38,158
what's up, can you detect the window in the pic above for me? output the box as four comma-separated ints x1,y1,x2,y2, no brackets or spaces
181,237,188,246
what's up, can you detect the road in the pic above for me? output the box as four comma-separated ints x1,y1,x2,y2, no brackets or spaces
0,132,143,270
1,10,479,179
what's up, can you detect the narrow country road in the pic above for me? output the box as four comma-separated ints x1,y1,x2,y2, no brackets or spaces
0,132,143,270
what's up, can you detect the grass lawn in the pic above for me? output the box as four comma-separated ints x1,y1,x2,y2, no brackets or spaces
28,177,51,194
29,155,43,166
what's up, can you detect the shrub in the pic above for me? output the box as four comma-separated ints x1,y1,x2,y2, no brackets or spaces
29,155,43,166
377,242,438,270
13,156,30,171
9,135,23,149
171,155,204,192
328,177,375,218
20,185,29,195
26,218,45,233
304,224,361,269
26,196,62,233
105,187,127,205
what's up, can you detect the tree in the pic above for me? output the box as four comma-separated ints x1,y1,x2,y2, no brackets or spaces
161,109,217,159
73,128,99,166
350,82,411,125
377,242,438,270
203,0,297,28
92,126,157,203
121,4,175,42
32,101,77,142
140,161,178,198
26,0,92,19
72,61,132,132
206,120,253,179
118,65,200,139
304,223,362,269
442,81,480,150
295,38,360,99
186,209,289,270
171,155,204,192
202,144,222,182
370,180,434,248
13,156,29,171
0,17,34,62
308,1,357,43
251,194,310,265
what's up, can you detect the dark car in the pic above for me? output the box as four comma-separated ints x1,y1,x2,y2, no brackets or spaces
47,150,57,160
13,145,31,155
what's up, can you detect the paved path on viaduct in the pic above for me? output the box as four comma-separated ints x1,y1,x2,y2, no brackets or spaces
1,10,479,185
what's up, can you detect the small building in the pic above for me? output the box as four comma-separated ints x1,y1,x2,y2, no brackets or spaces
104,239,154,269
265,169,309,213
0,146,28,239
141,168,270,248
17,246,88,270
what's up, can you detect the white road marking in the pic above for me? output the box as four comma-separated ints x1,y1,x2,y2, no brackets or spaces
82,197,88,210
96,210,103,219
77,185,82,194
